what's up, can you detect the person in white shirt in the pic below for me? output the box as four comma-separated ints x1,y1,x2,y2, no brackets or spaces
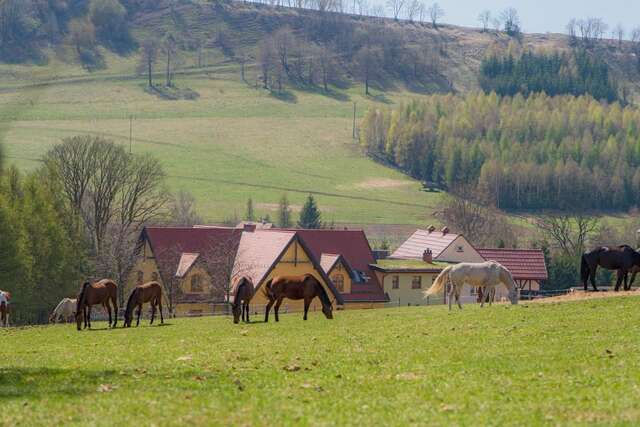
0,290,10,327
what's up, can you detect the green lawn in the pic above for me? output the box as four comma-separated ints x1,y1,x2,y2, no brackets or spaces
2,297,640,426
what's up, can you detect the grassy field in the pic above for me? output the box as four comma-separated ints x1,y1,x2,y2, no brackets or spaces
0,47,445,228
2,296,640,426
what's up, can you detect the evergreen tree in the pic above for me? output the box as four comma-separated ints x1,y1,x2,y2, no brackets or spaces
278,194,292,228
298,195,322,229
245,198,255,222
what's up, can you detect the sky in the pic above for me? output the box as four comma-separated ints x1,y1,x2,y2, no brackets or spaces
423,0,640,35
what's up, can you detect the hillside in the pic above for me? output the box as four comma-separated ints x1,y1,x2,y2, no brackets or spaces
2,297,640,425
2,1,640,236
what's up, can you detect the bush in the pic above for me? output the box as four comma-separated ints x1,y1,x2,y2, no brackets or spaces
89,0,135,53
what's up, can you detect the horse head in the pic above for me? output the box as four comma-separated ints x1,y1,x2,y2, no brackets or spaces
322,303,333,319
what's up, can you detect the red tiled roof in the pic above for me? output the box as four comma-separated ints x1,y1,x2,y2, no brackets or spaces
175,253,200,278
391,229,459,259
477,248,548,281
320,253,341,274
233,230,296,289
291,230,388,303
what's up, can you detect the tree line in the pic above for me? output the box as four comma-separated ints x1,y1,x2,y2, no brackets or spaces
360,91,640,211
480,50,619,103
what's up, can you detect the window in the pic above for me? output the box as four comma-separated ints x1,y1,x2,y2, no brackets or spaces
136,271,143,285
391,275,400,289
190,274,203,292
151,272,158,282
412,276,422,289
456,245,464,252
333,274,345,292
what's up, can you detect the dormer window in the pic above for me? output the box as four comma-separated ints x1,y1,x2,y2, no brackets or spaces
456,245,464,252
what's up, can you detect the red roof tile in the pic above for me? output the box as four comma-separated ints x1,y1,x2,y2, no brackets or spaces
477,248,548,281
391,229,459,259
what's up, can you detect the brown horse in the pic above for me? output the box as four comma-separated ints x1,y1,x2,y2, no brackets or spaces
232,277,254,324
76,279,118,331
264,274,333,322
581,245,640,292
123,281,164,327
0,291,10,327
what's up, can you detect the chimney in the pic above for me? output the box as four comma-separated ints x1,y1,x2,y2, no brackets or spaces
427,225,436,233
243,223,256,232
423,248,433,263
441,226,449,235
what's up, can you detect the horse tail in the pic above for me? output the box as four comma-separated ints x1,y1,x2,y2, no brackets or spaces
424,266,452,298
580,253,590,284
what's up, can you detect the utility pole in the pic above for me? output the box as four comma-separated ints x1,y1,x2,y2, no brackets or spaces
352,102,357,140
129,115,133,154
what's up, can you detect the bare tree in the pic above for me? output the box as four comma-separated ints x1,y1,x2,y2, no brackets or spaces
317,45,338,91
407,0,420,22
614,23,625,48
137,39,158,88
258,36,276,89
386,0,405,21
500,7,520,36
566,18,578,45
427,2,444,28
237,50,248,83
169,190,203,226
163,33,178,87
478,10,491,32
492,16,502,32
353,46,380,95
535,215,600,257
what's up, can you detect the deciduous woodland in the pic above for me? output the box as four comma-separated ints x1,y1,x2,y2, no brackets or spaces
360,92,640,211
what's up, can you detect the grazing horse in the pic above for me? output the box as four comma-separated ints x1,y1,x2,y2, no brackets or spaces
232,277,255,324
0,290,10,327
76,279,118,331
581,246,640,292
49,298,77,323
425,261,519,310
264,274,333,322
123,281,164,327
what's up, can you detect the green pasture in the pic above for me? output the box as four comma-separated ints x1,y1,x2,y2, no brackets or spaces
2,297,640,425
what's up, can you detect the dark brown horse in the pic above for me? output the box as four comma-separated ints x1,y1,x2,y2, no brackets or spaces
76,279,118,331
264,274,333,322
232,277,254,324
123,281,164,327
581,245,640,292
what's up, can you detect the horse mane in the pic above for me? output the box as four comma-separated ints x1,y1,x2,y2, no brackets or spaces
76,281,90,313
124,288,138,320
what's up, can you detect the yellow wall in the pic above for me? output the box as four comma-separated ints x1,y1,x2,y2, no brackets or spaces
377,271,440,306
328,260,352,294
126,241,164,295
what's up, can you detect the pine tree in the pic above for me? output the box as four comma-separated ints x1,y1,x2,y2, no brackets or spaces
245,198,255,222
277,194,292,228
298,195,322,229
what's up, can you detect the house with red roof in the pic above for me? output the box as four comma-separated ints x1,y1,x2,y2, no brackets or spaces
476,248,548,296
127,225,386,316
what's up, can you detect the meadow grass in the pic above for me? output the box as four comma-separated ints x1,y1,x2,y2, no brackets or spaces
2,296,640,426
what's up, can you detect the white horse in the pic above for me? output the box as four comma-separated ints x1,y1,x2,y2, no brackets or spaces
49,298,77,323
424,261,519,310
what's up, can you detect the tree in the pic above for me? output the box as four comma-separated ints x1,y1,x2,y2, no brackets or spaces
386,0,405,21
407,0,420,22
354,46,380,96
137,39,158,88
163,33,177,87
535,215,599,258
258,37,276,89
69,18,102,70
89,0,133,53
428,2,444,28
478,10,491,32
169,190,202,226
317,46,337,92
500,7,520,36
245,198,255,221
614,23,625,48
298,195,322,229
278,194,292,228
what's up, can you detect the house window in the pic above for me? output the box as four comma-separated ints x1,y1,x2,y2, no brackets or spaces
333,274,345,292
136,271,143,285
456,245,464,252
412,276,422,289
190,274,203,292
392,275,400,289
151,272,158,282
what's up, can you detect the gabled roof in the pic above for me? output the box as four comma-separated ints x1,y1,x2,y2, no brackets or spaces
319,253,356,278
290,229,388,303
477,248,548,281
391,229,459,259
175,253,200,278
232,230,296,288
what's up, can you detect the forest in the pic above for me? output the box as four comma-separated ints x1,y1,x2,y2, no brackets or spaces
360,91,640,211
479,50,619,102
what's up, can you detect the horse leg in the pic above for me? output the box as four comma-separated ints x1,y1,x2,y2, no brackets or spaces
623,271,629,291
274,297,284,322
303,298,311,320
158,298,164,324
448,285,454,311
136,304,142,327
150,302,156,325
243,303,249,323
105,301,112,328
628,271,637,290
264,298,275,323
590,266,599,292
87,306,92,329
455,288,463,310
112,297,118,328
615,270,624,292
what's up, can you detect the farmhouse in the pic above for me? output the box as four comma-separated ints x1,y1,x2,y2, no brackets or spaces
126,225,387,315
380,226,548,305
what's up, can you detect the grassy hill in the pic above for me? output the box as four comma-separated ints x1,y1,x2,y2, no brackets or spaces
2,1,640,235
2,297,640,425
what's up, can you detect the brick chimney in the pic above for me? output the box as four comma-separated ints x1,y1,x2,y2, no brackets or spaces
243,223,256,232
441,226,449,235
423,248,433,263
427,225,436,233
